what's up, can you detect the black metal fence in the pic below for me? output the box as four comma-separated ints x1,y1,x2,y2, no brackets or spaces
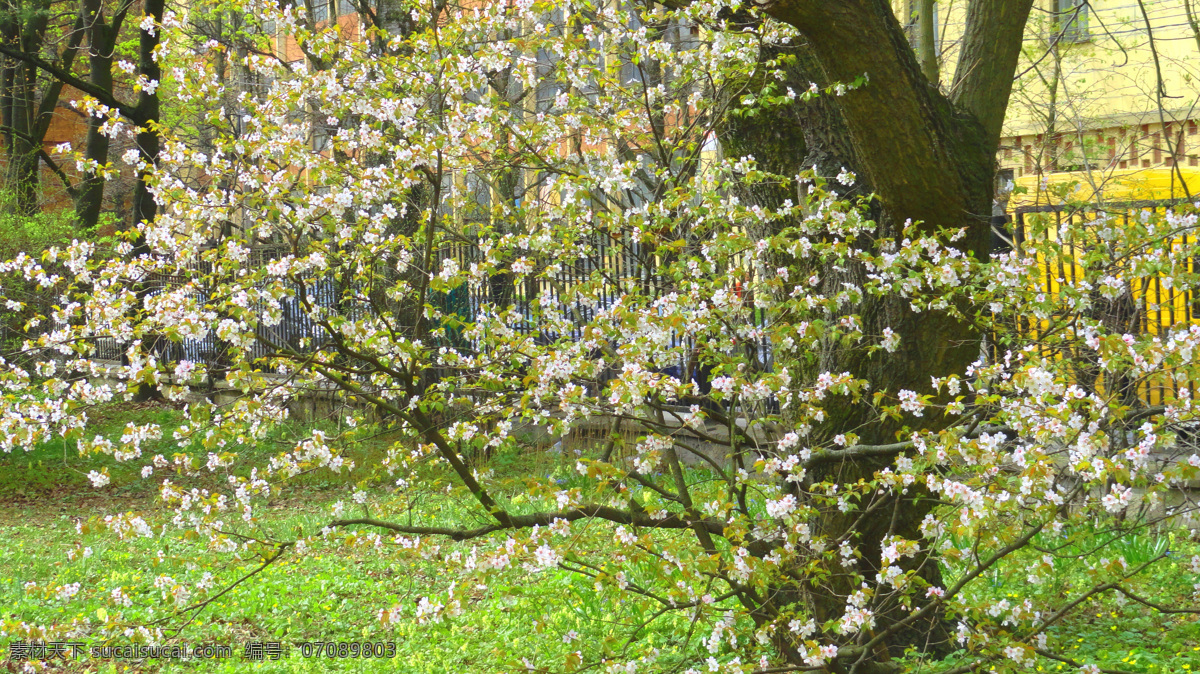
49,198,1200,409
435,232,776,393
83,235,774,402
91,245,365,367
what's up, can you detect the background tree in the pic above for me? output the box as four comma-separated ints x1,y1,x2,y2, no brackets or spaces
0,0,163,228
0,0,82,214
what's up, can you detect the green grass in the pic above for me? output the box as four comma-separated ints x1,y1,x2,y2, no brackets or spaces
0,505,694,673
1,402,1198,672
0,402,715,673
911,525,1200,673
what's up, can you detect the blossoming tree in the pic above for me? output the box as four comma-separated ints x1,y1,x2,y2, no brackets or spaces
2,0,1199,672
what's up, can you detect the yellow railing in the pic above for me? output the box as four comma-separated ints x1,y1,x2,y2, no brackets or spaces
1006,168,1200,406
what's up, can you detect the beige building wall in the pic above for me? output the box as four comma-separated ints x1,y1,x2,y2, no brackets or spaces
895,0,1200,179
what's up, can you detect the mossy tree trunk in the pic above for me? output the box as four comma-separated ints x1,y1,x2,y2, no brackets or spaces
713,0,1035,666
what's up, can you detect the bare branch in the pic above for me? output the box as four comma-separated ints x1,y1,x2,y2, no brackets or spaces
330,503,725,541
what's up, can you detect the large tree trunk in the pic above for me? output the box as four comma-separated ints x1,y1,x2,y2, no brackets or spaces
127,0,165,402
752,0,1034,429
130,0,163,228
719,39,960,663
713,0,1036,666
75,0,115,228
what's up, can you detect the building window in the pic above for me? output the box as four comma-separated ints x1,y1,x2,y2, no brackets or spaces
463,173,491,225
618,3,647,89
311,0,329,24
312,120,330,153
535,8,564,112
662,18,698,92
1054,0,1089,43
1166,123,1181,167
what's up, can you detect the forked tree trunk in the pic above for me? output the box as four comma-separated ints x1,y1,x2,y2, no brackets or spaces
719,40,963,664
713,0,1036,667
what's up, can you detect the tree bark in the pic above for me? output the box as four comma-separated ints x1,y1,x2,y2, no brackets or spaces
1,2,19,202
125,0,164,402
951,0,1036,149
718,38,958,661
130,0,163,228
76,0,117,228
917,0,937,84
710,0,1037,664
1,0,51,214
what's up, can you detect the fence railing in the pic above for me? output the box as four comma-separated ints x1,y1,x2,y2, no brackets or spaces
78,236,774,408
38,198,1200,411
1010,198,1198,406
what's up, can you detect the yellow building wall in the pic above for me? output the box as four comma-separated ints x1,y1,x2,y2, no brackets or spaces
1009,166,1200,208
894,0,1200,180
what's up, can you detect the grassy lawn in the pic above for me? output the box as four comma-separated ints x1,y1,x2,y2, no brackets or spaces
0,402,1197,672
0,502,696,673
0,402,713,673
